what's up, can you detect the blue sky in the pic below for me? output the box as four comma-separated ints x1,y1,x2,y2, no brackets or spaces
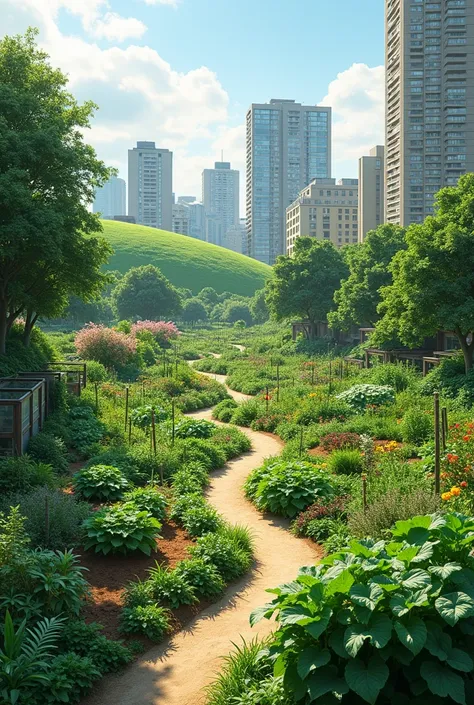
2,0,386,211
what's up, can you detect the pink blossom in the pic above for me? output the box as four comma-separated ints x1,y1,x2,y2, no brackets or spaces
75,323,136,368
130,320,180,344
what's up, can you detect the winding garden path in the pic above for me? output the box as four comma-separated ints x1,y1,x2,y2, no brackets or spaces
82,371,321,705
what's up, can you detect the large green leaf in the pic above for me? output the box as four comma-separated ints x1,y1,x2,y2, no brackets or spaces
306,665,349,701
345,655,389,704
304,607,332,639
325,569,354,597
420,660,466,705
297,646,331,680
280,605,313,626
249,604,274,627
401,569,432,591
425,621,452,661
446,647,474,673
435,592,474,627
350,584,383,611
429,563,462,581
344,614,392,657
329,628,349,659
394,617,427,655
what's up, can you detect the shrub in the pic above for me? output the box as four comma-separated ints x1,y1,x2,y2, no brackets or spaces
336,383,395,412
366,362,419,392
189,528,253,582
85,448,145,485
59,621,132,674
181,503,223,537
319,432,361,453
170,493,206,522
329,449,364,475
67,407,105,456
245,460,335,518
123,486,167,520
252,512,474,705
172,463,209,496
130,405,168,430
120,605,170,641
83,504,161,555
30,549,90,616
27,433,69,474
294,399,351,426
401,407,433,445
147,563,196,609
174,558,225,598
73,464,129,502
86,360,110,383
175,419,217,439
0,456,55,494
251,414,284,433
231,401,263,427
292,496,349,537
25,651,102,704
130,320,179,345
211,426,252,460
176,439,226,471
213,398,238,422
75,323,136,369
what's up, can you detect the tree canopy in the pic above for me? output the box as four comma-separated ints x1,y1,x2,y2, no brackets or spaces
328,224,407,331
0,29,112,353
250,288,270,325
265,238,348,335
181,298,208,325
222,300,253,326
113,265,182,321
374,175,474,373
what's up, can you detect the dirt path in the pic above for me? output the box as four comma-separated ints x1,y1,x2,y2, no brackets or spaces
82,379,320,705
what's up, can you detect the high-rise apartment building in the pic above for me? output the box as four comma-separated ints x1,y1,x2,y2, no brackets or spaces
246,100,332,265
93,176,126,219
385,0,474,226
172,203,190,236
202,162,239,236
358,146,385,242
286,178,359,256
128,142,173,230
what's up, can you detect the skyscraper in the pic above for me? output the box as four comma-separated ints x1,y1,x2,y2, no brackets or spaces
385,0,474,226
128,142,173,230
246,99,331,264
93,176,126,219
358,146,385,242
202,162,239,236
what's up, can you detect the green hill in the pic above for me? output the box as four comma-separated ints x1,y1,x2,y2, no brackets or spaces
100,220,271,296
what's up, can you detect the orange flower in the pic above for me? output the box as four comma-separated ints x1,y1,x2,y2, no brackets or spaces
461,481,468,488
447,454,459,464
451,486,461,497
441,492,453,501
464,435,471,442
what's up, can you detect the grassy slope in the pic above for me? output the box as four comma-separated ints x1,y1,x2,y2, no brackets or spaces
101,220,271,296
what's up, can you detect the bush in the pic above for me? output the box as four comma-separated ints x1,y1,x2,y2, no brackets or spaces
85,448,145,485
329,449,364,475
147,563,196,609
83,504,161,556
86,360,110,383
27,433,69,474
336,383,395,412
172,463,209,496
181,503,223,537
75,323,136,369
170,493,206,522
189,527,253,581
294,399,351,426
213,398,238,422
26,652,102,704
67,407,105,457
401,407,433,445
29,549,90,616
0,487,90,550
0,456,55,494
175,419,217,439
251,414,284,433
174,558,225,598
244,460,335,518
211,426,252,460
130,405,168,430
176,439,226,471
130,320,179,346
120,605,170,641
366,362,419,392
231,400,263,427
292,496,348,537
60,620,132,674
252,512,474,705
122,486,167,520
73,464,129,502
319,432,361,452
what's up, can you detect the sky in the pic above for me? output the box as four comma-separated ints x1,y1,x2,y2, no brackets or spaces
1,0,385,214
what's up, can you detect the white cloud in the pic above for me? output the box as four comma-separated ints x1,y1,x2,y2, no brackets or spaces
320,63,385,177
141,0,180,6
87,12,147,41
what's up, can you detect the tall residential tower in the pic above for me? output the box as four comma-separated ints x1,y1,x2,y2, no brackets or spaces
385,0,474,226
202,162,240,236
358,146,385,242
128,142,173,230
246,99,331,264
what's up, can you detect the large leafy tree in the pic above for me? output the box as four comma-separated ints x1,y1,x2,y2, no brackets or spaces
0,29,112,353
250,288,269,324
328,224,407,330
374,175,474,373
266,238,348,336
113,265,182,321
181,298,208,325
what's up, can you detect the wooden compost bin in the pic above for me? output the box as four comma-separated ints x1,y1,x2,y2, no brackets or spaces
0,378,46,456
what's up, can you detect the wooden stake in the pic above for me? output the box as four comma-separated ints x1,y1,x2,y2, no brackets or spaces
124,386,130,431
441,407,447,451
434,392,441,495
362,475,368,512
442,407,448,449
151,407,157,456
45,495,50,547
128,418,132,444
299,427,304,457
94,382,99,412
171,400,176,446
276,364,280,403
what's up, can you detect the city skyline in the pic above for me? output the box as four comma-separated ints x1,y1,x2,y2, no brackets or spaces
1,0,385,215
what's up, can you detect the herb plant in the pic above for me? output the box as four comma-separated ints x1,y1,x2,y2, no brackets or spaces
83,504,161,555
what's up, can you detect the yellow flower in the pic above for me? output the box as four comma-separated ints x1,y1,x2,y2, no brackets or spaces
321,463,327,468
441,492,453,501
375,446,385,454
450,486,461,497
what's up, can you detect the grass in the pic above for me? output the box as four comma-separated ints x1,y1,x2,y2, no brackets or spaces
100,220,271,296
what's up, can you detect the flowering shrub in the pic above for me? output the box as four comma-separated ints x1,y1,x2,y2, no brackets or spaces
438,422,474,511
75,324,136,369
130,321,179,346
374,440,400,455
292,495,348,537
319,432,361,453
251,414,285,433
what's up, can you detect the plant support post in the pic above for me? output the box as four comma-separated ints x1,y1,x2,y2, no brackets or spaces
434,392,441,495
124,386,130,432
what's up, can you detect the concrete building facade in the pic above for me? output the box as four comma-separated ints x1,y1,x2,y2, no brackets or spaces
128,142,173,230
202,162,239,236
93,176,126,219
246,99,332,265
172,203,190,236
286,178,359,256
385,0,474,226
358,146,385,242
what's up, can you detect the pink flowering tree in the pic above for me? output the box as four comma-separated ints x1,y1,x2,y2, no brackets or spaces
75,323,136,369
130,321,180,347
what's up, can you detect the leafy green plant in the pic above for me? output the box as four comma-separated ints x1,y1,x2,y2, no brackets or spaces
401,408,433,446
294,399,351,426
176,439,226,471
120,605,170,641
170,493,208,522
329,449,364,475
26,651,101,704
0,457,56,494
336,384,395,412
292,496,349,538
123,579,154,609
67,407,105,457
130,405,168,430
181,503,223,537
27,434,69,474
83,504,161,555
175,419,217,439
189,527,253,582
28,549,90,616
73,464,129,502
251,512,474,705
174,558,225,598
211,426,252,460
213,398,238,422
122,486,167,520
245,460,334,518
171,463,209,496
147,563,196,609
59,621,132,674
231,401,263,427
85,360,110,383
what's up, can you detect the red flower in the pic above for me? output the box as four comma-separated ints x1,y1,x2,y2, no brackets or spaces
461,481,468,488
447,454,459,464
464,435,471,442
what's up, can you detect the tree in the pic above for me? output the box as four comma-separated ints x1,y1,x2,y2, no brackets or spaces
250,288,269,324
266,238,348,337
0,29,112,354
113,265,182,321
181,298,208,325
222,300,254,326
196,287,219,310
328,225,407,331
374,175,474,373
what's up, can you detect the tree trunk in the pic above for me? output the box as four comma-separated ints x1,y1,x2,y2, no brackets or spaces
455,330,474,374
23,311,38,347
0,315,6,356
